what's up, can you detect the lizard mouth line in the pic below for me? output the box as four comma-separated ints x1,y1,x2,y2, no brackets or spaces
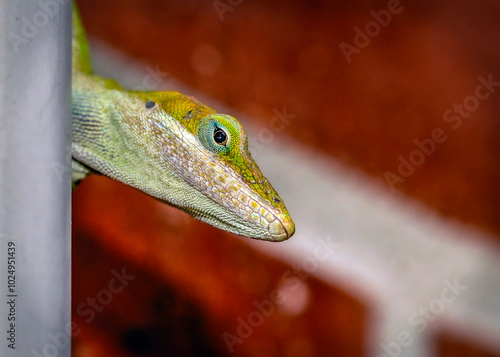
181,204,287,241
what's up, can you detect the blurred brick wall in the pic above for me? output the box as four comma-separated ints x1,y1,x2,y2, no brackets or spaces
73,0,500,356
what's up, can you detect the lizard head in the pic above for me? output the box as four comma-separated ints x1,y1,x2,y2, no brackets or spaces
119,91,295,241
71,3,293,241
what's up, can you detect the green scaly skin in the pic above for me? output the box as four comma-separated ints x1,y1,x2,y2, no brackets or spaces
71,4,295,241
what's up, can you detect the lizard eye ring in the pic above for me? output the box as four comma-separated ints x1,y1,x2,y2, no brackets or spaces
197,115,240,155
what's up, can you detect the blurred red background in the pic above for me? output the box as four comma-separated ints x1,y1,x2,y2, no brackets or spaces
72,0,500,356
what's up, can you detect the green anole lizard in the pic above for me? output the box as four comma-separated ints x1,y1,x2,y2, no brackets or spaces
71,4,295,241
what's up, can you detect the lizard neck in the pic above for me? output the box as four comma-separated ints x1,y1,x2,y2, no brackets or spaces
72,74,184,195
72,72,131,179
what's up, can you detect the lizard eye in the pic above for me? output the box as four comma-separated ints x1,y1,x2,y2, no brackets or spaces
213,128,228,145
197,114,239,155
145,100,155,109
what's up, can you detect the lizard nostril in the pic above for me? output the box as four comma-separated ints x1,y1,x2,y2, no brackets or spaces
272,196,281,204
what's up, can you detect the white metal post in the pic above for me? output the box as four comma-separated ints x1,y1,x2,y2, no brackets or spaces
0,1,71,356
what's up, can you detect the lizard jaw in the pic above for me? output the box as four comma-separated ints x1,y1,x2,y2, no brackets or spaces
182,202,294,241
268,213,295,242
